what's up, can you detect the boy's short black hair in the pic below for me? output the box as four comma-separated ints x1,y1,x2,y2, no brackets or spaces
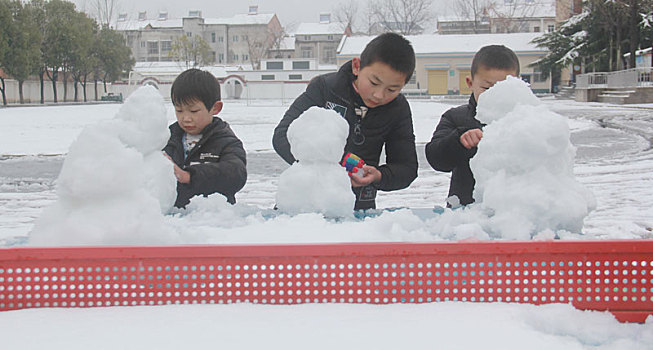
171,69,221,110
471,45,520,77
360,33,415,84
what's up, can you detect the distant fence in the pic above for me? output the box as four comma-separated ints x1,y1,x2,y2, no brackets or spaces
576,68,653,89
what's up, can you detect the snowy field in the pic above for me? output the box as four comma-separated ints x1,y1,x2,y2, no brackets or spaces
1,95,652,348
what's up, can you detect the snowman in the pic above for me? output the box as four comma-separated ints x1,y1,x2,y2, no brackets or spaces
275,107,354,217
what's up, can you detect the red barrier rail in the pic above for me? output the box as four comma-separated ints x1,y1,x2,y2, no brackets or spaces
1,240,652,322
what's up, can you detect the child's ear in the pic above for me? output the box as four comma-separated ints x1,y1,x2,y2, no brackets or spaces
351,57,361,76
466,76,473,89
209,101,223,115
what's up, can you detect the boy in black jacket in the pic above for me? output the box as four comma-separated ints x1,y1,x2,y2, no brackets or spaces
425,45,520,207
273,33,418,210
164,69,247,208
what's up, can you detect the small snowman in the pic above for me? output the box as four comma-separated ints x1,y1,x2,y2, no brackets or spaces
275,107,354,217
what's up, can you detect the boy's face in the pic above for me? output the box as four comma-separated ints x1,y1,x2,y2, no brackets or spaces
467,66,518,103
351,57,406,108
174,99,223,135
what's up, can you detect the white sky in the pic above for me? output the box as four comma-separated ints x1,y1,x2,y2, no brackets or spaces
70,0,454,32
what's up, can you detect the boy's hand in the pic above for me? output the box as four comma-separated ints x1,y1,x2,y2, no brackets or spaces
349,165,381,188
460,128,483,149
163,152,191,184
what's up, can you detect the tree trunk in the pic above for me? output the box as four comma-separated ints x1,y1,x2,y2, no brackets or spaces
18,80,24,104
0,77,6,105
627,0,639,69
82,75,88,102
608,35,614,72
47,70,58,103
94,79,98,101
73,79,79,102
63,71,69,102
39,71,45,104
615,26,623,71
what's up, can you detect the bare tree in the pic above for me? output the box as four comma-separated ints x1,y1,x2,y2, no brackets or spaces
489,0,539,33
170,35,213,69
452,0,492,33
244,30,271,70
268,25,289,59
92,0,120,28
370,0,434,35
333,0,359,32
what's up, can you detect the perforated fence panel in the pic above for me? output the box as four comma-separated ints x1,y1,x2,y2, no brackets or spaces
1,240,652,322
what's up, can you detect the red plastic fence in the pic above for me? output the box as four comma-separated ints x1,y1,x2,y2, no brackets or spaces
1,240,652,323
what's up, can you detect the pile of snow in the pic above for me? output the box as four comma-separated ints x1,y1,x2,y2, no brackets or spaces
471,76,596,239
29,86,179,246
275,107,354,217
1,302,651,349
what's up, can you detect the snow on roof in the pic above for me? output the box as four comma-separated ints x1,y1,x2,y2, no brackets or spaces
204,13,276,25
113,13,275,31
489,0,556,18
294,22,347,35
338,33,547,57
438,0,555,22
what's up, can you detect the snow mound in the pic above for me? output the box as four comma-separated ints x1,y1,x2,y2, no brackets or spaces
470,76,596,239
275,107,354,217
29,86,179,246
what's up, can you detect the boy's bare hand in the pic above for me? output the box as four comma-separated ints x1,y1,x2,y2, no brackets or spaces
163,152,191,184
460,128,483,149
350,165,381,188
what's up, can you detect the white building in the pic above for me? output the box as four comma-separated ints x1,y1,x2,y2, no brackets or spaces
293,14,351,65
114,6,282,66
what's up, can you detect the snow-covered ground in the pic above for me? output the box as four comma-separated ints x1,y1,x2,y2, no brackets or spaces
1,97,652,348
1,98,651,244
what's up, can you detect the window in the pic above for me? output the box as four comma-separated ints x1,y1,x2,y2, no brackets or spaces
211,32,216,43
242,35,248,41
533,69,546,83
293,61,310,70
323,46,335,63
301,46,313,58
548,25,555,32
140,41,146,48
289,74,302,80
218,36,224,43
233,54,239,61
186,32,192,37
211,51,216,62
261,74,275,80
266,61,284,70
534,26,540,32
243,54,249,61
233,35,239,42
160,41,172,52
327,35,334,41
147,41,159,55
218,53,224,63
304,35,311,41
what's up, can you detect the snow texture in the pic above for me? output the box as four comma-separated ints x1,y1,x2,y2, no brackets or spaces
28,86,179,246
275,107,354,217
470,77,595,239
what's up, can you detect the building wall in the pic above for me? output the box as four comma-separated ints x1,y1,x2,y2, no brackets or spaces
295,33,345,65
118,15,281,66
339,51,551,95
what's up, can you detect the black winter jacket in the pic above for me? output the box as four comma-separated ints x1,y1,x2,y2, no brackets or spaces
164,117,247,208
272,60,418,210
425,95,483,206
